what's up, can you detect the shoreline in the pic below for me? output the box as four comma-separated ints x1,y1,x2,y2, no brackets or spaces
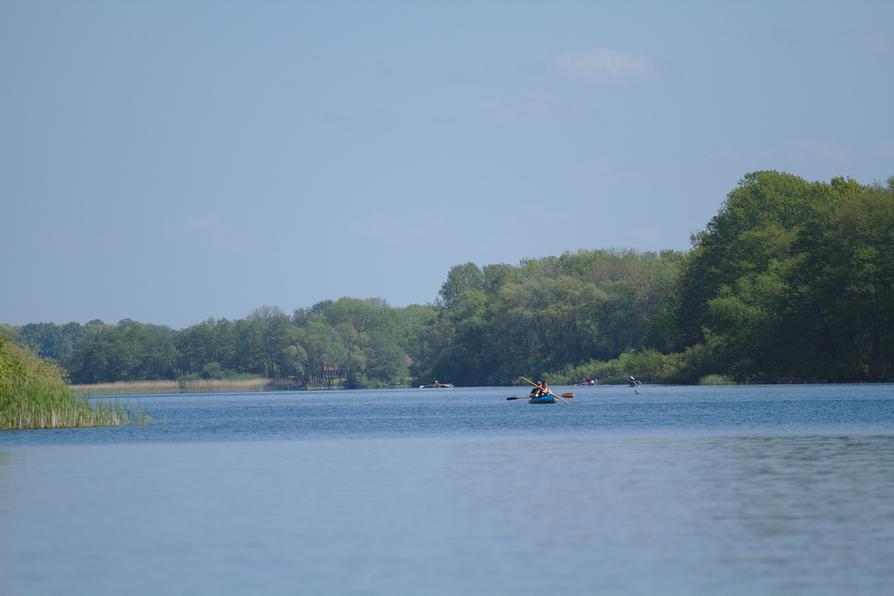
69,378,287,396
67,378,894,397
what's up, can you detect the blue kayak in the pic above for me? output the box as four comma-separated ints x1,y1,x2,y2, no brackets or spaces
528,395,556,404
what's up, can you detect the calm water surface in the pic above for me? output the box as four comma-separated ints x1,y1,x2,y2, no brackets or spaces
2,384,894,595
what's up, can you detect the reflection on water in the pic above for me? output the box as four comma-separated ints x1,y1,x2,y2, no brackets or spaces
2,385,894,595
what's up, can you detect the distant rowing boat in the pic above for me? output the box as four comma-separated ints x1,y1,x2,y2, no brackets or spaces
419,382,454,388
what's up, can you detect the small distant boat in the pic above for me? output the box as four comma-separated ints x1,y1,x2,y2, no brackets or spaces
419,382,454,388
575,379,597,386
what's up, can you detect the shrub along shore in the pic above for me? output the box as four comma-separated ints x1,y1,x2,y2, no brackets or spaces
1,337,145,430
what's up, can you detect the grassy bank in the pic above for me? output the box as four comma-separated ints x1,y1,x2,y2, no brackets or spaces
1,336,144,430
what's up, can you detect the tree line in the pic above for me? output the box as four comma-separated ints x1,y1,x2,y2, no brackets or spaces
2,300,434,388
4,171,892,386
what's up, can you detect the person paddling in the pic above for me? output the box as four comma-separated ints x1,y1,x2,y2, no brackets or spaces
529,380,549,398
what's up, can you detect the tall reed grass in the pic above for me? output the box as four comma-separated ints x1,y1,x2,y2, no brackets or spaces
69,380,180,396
1,336,147,431
69,377,275,396
0,385,147,430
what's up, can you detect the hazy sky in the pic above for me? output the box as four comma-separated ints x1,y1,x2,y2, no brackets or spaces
3,1,892,328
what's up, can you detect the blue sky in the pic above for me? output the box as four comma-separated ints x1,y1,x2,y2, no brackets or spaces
3,1,892,328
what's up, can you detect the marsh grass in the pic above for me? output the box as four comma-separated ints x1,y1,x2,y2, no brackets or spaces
178,377,273,393
69,380,180,396
69,377,274,396
1,336,148,430
0,385,145,430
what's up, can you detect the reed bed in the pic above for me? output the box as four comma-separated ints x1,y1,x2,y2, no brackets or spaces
69,380,181,396
1,385,148,431
1,337,148,431
179,377,273,393
69,377,274,396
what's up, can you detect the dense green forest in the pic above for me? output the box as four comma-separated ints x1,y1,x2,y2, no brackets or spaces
4,171,892,387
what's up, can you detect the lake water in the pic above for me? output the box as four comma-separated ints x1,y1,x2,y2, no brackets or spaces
2,384,894,595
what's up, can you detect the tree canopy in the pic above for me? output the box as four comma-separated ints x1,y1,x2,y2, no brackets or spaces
7,172,893,387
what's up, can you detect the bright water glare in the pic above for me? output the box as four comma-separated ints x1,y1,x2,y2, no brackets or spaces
2,384,894,595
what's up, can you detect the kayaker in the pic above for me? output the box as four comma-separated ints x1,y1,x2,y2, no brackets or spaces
530,380,549,398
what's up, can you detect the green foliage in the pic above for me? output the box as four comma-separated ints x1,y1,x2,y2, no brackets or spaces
439,263,486,307
669,171,894,381
1,336,61,404
37,298,435,389
673,171,827,349
780,180,894,379
201,361,225,380
0,336,138,429
9,171,893,387
414,249,683,385
66,319,177,383
698,374,735,385
545,349,666,385
15,322,86,363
